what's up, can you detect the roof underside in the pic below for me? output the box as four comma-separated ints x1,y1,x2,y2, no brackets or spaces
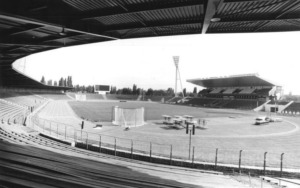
187,75,276,88
1,0,300,89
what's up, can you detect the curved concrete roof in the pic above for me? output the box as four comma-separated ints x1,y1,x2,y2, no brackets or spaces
1,0,300,89
187,74,277,88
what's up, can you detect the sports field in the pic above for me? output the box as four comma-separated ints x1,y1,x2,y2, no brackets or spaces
65,101,300,171
69,101,256,122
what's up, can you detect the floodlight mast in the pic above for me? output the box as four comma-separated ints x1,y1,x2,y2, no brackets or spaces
173,56,184,97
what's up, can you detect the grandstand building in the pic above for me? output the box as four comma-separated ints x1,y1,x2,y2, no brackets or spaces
186,74,282,110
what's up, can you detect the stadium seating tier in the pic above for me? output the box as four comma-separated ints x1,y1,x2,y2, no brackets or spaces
284,102,300,113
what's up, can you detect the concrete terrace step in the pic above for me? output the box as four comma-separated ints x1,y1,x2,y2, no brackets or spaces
260,176,300,188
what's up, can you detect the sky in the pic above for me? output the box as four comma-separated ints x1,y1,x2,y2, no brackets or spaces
13,31,300,94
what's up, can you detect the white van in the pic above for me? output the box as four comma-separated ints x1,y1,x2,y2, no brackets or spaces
255,117,270,125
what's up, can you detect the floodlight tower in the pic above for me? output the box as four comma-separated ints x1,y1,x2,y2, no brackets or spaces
173,56,184,97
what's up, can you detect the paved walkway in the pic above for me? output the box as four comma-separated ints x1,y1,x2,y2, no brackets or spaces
37,100,96,130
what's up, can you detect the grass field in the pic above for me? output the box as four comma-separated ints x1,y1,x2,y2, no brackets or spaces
68,101,256,122
66,101,300,170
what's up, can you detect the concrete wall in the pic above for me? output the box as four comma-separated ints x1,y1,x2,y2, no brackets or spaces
264,101,294,113
253,100,270,112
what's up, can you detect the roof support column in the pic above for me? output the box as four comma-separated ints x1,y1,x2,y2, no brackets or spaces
202,0,223,34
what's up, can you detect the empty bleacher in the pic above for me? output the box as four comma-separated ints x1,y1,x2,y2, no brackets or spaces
0,127,28,144
209,88,223,94
186,97,265,110
85,93,104,100
198,89,212,96
239,88,256,94
222,88,237,94
0,92,44,109
222,99,264,110
186,98,217,106
0,124,82,154
106,94,139,101
0,132,197,188
0,100,27,124
254,88,271,96
267,101,289,105
195,85,273,107
232,89,242,94
36,93,70,100
284,102,300,113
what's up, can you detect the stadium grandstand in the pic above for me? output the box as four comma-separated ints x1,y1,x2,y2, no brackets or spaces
186,74,282,110
186,73,300,113
2,0,300,187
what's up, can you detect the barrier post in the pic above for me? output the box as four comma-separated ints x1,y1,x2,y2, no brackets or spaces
43,121,45,133
150,142,152,162
239,150,243,173
192,146,195,166
215,148,218,169
280,153,284,177
131,140,133,159
50,122,52,135
114,138,116,156
264,152,267,175
99,135,101,153
170,145,173,165
188,130,192,160
57,123,59,138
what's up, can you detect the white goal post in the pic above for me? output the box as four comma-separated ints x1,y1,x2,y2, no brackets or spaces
75,94,86,101
112,106,145,127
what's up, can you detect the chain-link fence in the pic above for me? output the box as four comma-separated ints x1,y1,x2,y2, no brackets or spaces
29,115,300,175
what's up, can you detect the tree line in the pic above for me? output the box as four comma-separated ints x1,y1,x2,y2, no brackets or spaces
109,84,176,96
109,84,198,97
40,76,198,97
40,76,73,87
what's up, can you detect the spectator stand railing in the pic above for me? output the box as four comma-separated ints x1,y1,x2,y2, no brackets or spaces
28,115,300,178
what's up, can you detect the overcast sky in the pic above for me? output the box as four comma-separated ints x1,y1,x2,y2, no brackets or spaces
14,31,300,94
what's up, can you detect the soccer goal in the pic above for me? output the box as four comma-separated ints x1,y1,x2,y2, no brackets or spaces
112,106,145,127
75,94,86,101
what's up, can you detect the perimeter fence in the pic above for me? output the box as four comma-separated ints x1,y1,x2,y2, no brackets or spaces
29,115,300,177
